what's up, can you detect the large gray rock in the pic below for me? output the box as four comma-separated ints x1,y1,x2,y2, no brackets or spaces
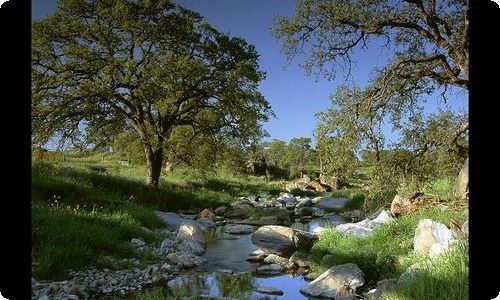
176,222,206,248
312,197,349,211
214,206,228,216
251,225,318,255
413,219,454,256
263,254,295,269
256,264,284,275
160,238,178,250
454,158,468,199
178,239,206,256
335,223,374,238
155,211,206,231
197,218,216,228
300,263,364,298
335,210,394,238
166,251,207,269
224,204,252,219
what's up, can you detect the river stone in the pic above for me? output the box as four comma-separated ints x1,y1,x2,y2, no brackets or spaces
166,251,207,269
312,197,349,211
251,225,318,255
335,223,374,238
300,263,364,298
413,219,454,256
130,238,145,247
256,264,284,275
197,218,217,228
215,206,228,216
155,211,206,231
199,208,216,221
368,210,394,227
340,210,364,221
224,204,252,219
277,193,296,204
263,254,290,266
176,222,206,248
178,239,206,255
160,238,178,250
290,252,310,268
454,158,468,199
255,286,284,295
296,198,313,209
225,224,255,235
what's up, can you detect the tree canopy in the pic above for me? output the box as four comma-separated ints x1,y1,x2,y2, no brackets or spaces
32,0,273,186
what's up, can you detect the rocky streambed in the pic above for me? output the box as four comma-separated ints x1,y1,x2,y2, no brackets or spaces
34,192,464,300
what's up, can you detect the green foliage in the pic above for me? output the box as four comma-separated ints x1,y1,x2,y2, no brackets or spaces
310,206,467,286
283,137,313,178
315,85,382,175
290,188,317,197
32,0,273,185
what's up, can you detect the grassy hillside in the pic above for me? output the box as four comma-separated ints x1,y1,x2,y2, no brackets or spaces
31,153,281,280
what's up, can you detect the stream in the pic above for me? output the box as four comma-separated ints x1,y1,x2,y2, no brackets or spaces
128,215,347,299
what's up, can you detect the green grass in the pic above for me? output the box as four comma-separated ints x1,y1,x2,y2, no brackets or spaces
32,201,162,280
421,177,456,200
32,155,284,280
32,159,282,212
381,243,468,300
309,206,468,289
329,188,367,212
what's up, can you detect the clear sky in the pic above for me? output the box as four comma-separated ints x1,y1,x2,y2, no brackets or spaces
32,0,468,146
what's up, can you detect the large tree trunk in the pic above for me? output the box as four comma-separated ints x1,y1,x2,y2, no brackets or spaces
145,147,163,187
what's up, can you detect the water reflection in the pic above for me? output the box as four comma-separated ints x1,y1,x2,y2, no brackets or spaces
146,272,315,300
201,225,259,273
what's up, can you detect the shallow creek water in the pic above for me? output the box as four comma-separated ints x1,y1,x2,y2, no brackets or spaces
130,216,346,299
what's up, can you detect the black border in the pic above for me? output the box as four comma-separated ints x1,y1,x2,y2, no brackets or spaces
0,0,31,298
468,0,499,299
0,0,498,299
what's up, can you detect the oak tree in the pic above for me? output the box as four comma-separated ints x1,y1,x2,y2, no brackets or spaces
32,0,272,187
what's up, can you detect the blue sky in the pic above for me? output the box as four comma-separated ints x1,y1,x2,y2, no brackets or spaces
32,0,468,146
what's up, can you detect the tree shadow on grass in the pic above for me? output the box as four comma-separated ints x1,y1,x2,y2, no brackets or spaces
32,162,241,212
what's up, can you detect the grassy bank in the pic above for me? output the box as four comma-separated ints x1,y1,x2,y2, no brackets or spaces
32,155,282,280
307,204,468,298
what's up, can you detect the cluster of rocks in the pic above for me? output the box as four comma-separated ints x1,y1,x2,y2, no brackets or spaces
32,214,213,300
285,174,347,193
203,192,355,232
32,261,178,300
243,225,319,277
